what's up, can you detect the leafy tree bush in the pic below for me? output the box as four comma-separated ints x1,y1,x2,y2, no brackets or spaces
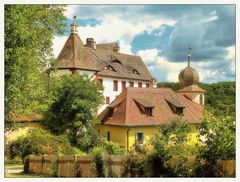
122,153,144,177
4,156,22,165
149,117,194,177
9,128,83,159
42,74,103,152
144,152,176,177
197,110,235,162
5,5,66,131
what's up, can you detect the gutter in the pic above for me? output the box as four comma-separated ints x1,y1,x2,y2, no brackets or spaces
126,128,130,153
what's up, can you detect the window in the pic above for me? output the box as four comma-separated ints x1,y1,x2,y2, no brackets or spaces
130,81,134,87
138,82,142,88
97,78,103,85
113,80,118,91
176,107,183,115
132,69,140,75
145,108,152,117
146,83,149,88
107,131,111,141
106,97,110,104
136,132,144,145
122,81,126,91
104,65,115,71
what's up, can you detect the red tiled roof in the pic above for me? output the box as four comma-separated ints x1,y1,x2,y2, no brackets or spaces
55,33,98,71
177,84,206,93
98,87,204,126
54,32,153,81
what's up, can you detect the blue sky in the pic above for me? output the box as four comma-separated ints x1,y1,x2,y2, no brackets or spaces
53,5,235,83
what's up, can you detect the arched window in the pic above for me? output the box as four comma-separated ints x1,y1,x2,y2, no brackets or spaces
104,65,116,71
132,68,140,75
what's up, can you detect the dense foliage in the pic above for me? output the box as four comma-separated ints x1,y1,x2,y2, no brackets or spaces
197,110,235,161
8,128,82,160
42,74,104,152
158,82,235,117
5,5,66,131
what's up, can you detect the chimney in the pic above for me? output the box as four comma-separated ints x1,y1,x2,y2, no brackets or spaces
113,43,120,53
86,38,96,49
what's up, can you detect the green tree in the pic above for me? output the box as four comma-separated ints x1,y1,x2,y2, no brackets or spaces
148,117,193,176
5,5,66,131
9,128,82,160
42,74,104,152
197,110,235,162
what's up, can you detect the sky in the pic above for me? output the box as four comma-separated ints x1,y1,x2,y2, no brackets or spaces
52,5,235,83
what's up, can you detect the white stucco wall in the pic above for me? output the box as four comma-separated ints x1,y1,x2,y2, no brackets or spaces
98,76,149,113
53,68,150,113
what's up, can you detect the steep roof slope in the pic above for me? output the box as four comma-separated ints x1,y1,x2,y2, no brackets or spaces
56,34,98,71
99,87,204,126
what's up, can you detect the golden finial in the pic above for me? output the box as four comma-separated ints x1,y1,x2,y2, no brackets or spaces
71,16,78,34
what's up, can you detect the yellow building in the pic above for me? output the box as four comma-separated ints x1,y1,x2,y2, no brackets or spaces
97,87,204,152
97,51,205,152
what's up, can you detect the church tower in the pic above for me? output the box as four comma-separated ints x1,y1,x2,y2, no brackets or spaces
177,48,205,105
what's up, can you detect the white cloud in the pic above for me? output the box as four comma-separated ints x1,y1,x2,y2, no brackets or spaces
225,46,235,72
52,36,68,58
137,49,186,82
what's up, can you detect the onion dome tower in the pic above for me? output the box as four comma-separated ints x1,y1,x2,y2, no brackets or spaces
177,48,205,105
178,48,199,86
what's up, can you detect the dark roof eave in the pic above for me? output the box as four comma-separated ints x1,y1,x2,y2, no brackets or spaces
56,67,100,72
97,74,152,82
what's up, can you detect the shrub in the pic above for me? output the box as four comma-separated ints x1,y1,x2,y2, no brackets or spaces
122,153,144,177
94,153,105,177
9,128,83,159
144,152,171,177
95,138,125,155
5,156,22,165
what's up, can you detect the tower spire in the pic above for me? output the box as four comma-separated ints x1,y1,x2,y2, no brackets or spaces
71,16,78,34
187,47,192,66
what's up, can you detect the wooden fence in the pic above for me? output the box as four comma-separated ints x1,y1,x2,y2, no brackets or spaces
28,155,235,177
29,155,125,177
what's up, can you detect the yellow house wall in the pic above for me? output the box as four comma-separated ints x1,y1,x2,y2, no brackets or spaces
96,124,200,153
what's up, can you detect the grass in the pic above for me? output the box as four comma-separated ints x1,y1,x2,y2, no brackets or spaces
5,172,51,178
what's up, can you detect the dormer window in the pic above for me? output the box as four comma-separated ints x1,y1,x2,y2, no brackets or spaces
133,97,154,117
132,69,140,75
111,59,122,64
164,97,185,115
104,65,115,71
145,108,153,117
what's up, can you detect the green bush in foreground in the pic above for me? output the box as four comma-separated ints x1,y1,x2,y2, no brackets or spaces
9,128,83,160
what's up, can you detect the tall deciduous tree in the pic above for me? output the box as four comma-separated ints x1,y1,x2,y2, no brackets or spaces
42,74,104,152
5,5,66,130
